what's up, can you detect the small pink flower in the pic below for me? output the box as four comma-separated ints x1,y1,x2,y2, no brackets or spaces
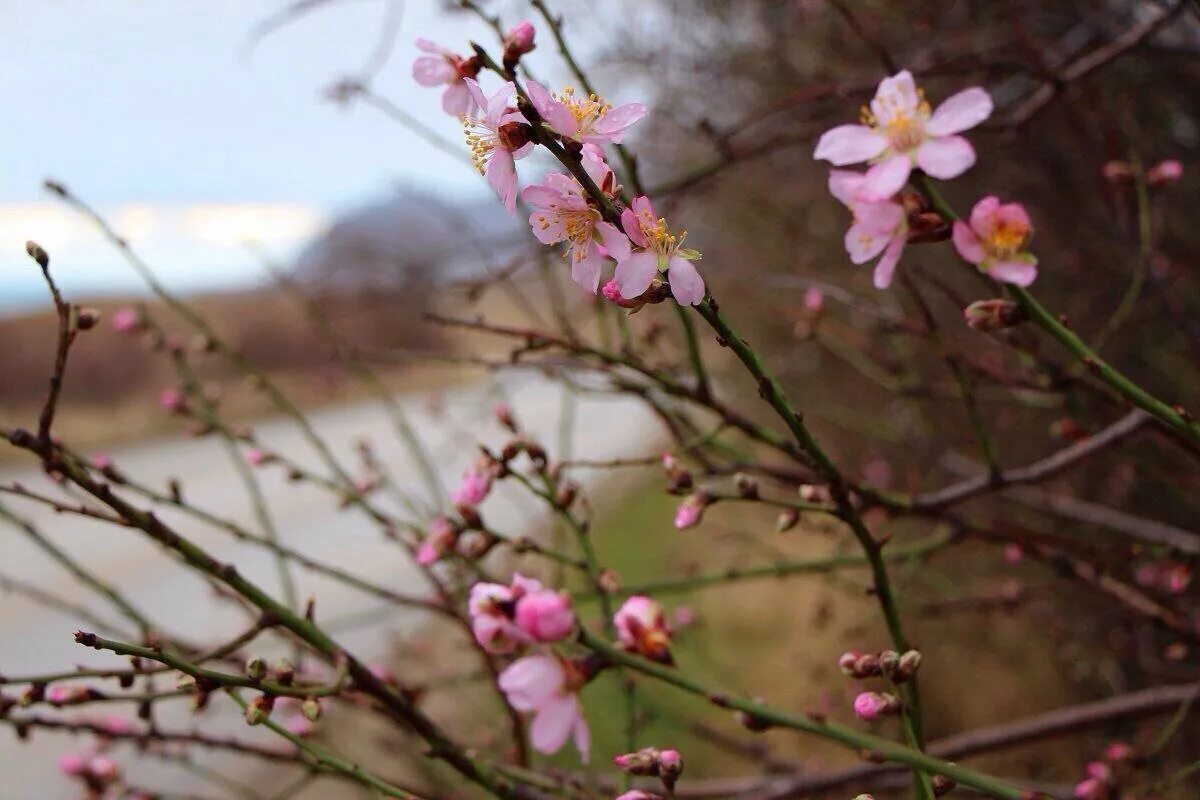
58,753,86,776
463,80,534,213
514,588,576,642
452,464,493,507
615,596,672,662
1147,159,1183,186
853,691,899,721
522,147,617,293
526,81,646,145
110,307,140,333
828,170,907,289
159,388,187,414
952,196,1038,287
503,21,536,59
602,196,704,305
815,70,992,199
412,38,481,116
498,653,590,761
468,581,527,654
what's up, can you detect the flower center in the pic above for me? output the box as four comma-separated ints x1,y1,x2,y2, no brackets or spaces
556,86,610,131
860,89,931,152
635,209,682,256
984,221,1028,259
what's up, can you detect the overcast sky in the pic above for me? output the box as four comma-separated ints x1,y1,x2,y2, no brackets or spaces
0,0,562,312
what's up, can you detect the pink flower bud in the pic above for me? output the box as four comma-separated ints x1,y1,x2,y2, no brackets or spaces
1103,741,1136,762
514,589,576,642
493,403,517,431
615,793,661,800
1003,543,1024,564
612,748,659,775
804,286,825,313
1101,160,1133,182
673,493,709,530
417,517,458,566
503,21,536,57
244,448,269,466
1084,761,1111,781
451,465,492,507
837,650,862,676
91,453,114,471
658,748,683,782
159,388,187,414
110,307,141,334
963,299,1025,331
1072,777,1106,800
101,714,134,735
58,753,86,776
853,691,899,721
88,755,120,783
1147,159,1183,186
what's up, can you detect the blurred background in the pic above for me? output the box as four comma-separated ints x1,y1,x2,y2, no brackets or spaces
3,1,1200,797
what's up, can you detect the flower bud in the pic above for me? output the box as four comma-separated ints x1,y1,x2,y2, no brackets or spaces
1072,777,1106,800
658,748,683,790
963,299,1025,331
159,388,187,414
503,21,536,59
776,508,799,532
245,657,267,681
1147,159,1182,186
733,472,758,499
895,649,922,682
76,307,102,330
514,589,576,643
244,694,274,725
274,660,296,686
88,755,120,784
301,697,322,721
853,691,900,721
612,747,659,775
493,402,517,431
673,492,710,530
931,775,957,797
1101,160,1133,182
1103,741,1136,763
837,650,862,676
26,240,50,269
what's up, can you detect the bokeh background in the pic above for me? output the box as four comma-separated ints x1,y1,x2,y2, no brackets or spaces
3,1,1199,797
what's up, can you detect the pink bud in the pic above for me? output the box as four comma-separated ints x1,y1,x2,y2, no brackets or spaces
451,465,492,507
804,286,825,313
1147,159,1183,186
1101,160,1133,182
58,753,86,776
602,279,623,303
91,454,113,471
853,691,899,721
1003,543,1024,564
658,748,683,779
1072,777,1106,800
244,448,268,466
615,793,661,800
159,388,187,414
102,714,134,735
1084,761,1111,781
503,21,536,57
837,650,861,676
673,493,708,530
514,589,575,642
1103,741,1136,762
110,307,140,333
88,755,120,783
963,299,1024,331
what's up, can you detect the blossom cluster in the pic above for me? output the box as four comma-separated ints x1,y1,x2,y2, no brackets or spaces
413,24,704,306
815,70,1038,289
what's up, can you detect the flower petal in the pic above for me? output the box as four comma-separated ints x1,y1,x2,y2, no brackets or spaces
870,70,920,125
442,82,472,116
586,102,647,144
415,37,451,56
614,251,659,299
668,256,705,305
862,154,912,200
987,258,1038,287
498,655,562,710
573,715,591,763
485,150,519,213
814,125,888,166
463,78,488,114
844,223,890,265
926,87,993,136
828,169,868,206
620,207,648,248
596,221,630,262
530,695,579,755
951,220,985,264
526,80,577,138
413,56,455,87
916,136,975,179
571,250,605,294
873,235,906,289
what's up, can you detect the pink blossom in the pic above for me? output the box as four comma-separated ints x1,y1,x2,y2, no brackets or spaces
468,581,528,654
57,753,86,776
244,448,268,466
463,79,534,212
522,147,616,292
46,684,89,706
1147,158,1183,186
503,21,536,59
1003,543,1024,564
159,388,187,414
110,307,140,333
615,793,662,800
514,588,576,642
803,287,825,313
417,517,458,566
601,196,704,305
814,70,992,199
451,464,493,507
101,714,134,735
1084,762,1111,781
615,595,672,662
412,38,480,116
526,81,646,145
1103,741,1135,762
498,653,589,760
853,691,899,721
673,494,707,530
828,170,908,289
952,196,1038,287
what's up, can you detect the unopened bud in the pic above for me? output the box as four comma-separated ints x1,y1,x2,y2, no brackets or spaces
658,748,683,790
776,508,799,532
1101,160,1133,182
1147,159,1183,186
853,691,900,721
176,675,197,691
612,747,659,775
245,657,267,681
932,775,956,797
301,698,322,721
963,299,1025,331
493,403,517,431
554,482,578,509
895,649,922,681
502,20,536,67
733,472,758,499
244,694,274,725
274,660,295,686
25,241,50,269
75,307,102,330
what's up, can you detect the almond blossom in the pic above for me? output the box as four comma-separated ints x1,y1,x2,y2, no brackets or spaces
522,145,618,292
411,38,481,116
526,81,646,145
601,196,704,305
498,653,590,760
815,70,992,199
828,170,908,289
952,196,1038,286
463,79,534,213
468,581,527,654
614,595,672,662
514,586,576,642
